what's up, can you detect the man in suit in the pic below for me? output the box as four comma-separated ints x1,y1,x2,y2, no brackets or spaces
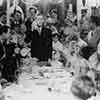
30,15,52,61
0,26,10,61
0,25,17,82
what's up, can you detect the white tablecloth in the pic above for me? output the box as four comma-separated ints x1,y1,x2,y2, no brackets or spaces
3,64,74,100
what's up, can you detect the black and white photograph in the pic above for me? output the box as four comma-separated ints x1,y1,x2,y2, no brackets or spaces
0,0,100,100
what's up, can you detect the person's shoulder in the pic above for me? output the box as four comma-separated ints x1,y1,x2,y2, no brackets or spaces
25,17,31,22
95,27,100,33
43,27,51,30
32,29,38,32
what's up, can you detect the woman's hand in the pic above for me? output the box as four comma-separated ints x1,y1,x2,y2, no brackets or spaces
14,48,20,54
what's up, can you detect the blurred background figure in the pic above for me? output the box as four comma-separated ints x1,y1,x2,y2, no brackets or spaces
25,6,38,32
10,9,23,30
0,12,7,26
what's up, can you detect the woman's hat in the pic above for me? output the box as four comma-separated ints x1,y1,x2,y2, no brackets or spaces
29,6,38,13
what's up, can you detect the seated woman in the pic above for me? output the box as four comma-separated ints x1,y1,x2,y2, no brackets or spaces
52,33,63,52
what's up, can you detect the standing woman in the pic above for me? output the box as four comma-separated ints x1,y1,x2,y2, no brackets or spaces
31,15,52,61
25,6,37,32
25,7,38,43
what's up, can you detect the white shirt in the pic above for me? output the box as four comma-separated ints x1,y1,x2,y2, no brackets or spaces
53,41,63,52
78,39,87,48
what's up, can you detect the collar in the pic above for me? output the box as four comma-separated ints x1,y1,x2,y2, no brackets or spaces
0,21,4,26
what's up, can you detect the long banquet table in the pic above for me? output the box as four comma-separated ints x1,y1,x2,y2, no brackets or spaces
2,60,100,100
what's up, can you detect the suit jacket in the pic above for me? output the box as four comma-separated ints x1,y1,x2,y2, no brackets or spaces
25,17,33,32
0,41,4,62
0,41,17,82
31,27,52,61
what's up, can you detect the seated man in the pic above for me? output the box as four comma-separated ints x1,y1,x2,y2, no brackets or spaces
71,75,95,100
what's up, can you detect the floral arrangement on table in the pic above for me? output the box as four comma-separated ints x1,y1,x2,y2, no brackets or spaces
7,31,31,57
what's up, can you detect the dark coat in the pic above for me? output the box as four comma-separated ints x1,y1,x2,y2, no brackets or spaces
0,42,4,61
25,17,33,32
0,42,17,82
31,27,52,61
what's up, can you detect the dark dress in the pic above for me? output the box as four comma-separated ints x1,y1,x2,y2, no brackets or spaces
0,41,17,82
0,42,4,61
25,17,34,43
31,27,52,61
25,17,33,32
